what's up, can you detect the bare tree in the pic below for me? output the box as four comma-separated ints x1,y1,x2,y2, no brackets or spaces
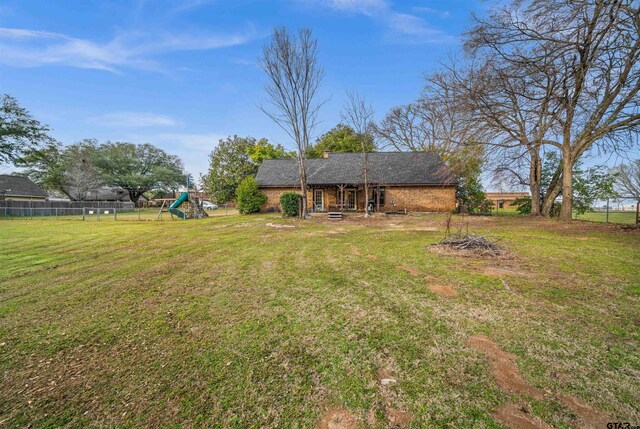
615,159,640,200
467,0,640,220
65,158,103,201
373,71,485,180
447,53,562,216
341,91,375,216
260,27,324,218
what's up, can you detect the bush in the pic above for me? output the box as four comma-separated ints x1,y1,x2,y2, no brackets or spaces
511,197,560,217
236,176,266,214
511,197,532,215
279,192,300,217
456,176,493,215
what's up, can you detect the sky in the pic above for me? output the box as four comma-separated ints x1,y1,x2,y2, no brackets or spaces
1,0,488,183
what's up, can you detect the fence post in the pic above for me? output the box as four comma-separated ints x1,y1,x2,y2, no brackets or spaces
82,207,85,221
55,208,58,219
114,208,117,221
30,206,33,220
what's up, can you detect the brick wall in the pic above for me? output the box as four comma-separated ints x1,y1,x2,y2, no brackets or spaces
259,185,456,212
260,187,299,212
383,186,455,212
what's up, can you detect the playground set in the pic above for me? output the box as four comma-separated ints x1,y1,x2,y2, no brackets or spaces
157,179,209,220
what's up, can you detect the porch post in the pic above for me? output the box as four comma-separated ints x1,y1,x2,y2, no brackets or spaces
376,185,380,212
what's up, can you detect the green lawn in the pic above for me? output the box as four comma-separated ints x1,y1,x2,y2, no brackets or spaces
574,210,638,225
1,214,638,428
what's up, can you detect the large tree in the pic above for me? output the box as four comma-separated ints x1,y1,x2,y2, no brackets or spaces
466,0,640,220
260,27,324,218
203,136,260,203
374,77,485,181
1,94,57,165
17,139,100,199
308,124,375,158
246,138,295,164
93,142,184,204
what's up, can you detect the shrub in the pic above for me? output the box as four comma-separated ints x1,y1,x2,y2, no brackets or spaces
456,176,492,215
511,197,561,217
511,197,532,215
236,176,266,214
279,192,300,217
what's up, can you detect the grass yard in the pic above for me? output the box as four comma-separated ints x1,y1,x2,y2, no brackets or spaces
1,214,639,428
574,210,638,225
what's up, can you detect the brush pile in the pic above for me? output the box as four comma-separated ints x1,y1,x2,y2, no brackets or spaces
436,233,505,256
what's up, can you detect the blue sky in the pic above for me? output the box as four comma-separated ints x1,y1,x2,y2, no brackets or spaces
1,0,486,181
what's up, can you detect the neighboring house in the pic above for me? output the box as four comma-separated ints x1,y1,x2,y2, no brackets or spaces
68,187,148,204
485,192,530,209
255,152,457,213
0,175,48,201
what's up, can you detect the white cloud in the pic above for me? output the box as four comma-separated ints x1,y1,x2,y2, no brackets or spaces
90,112,181,127
0,25,258,72
321,0,454,43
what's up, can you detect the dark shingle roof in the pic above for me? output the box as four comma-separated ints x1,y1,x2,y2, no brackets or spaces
0,175,48,198
255,152,457,187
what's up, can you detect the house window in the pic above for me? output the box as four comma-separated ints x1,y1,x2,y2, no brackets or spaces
345,189,356,210
375,188,386,206
313,189,324,211
335,188,356,210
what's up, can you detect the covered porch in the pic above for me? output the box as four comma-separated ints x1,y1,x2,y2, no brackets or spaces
308,184,387,213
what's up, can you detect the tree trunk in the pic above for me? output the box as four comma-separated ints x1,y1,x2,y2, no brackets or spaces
558,145,574,221
363,152,369,218
298,156,308,219
529,150,542,216
129,191,141,205
541,162,563,217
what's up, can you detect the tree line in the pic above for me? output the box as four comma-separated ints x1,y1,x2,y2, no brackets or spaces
1,95,185,204
252,0,639,219
3,0,639,216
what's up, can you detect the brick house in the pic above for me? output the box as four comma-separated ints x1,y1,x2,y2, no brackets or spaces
255,152,457,213
484,192,530,209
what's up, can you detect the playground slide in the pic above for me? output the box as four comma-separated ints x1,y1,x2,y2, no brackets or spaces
168,192,189,219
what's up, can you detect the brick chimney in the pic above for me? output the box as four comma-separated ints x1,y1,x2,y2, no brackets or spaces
322,151,330,158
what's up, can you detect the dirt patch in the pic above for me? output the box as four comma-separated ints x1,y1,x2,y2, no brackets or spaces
470,336,613,427
428,284,458,297
467,335,544,399
493,403,553,429
317,407,358,429
266,222,296,229
386,407,414,428
350,246,361,255
561,394,612,429
366,254,378,260
377,368,397,386
396,265,420,276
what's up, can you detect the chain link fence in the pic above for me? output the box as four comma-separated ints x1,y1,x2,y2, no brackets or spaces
573,197,639,225
0,204,238,221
